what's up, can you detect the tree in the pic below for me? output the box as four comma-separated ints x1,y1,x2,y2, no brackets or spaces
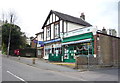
2,23,27,55
1,10,17,24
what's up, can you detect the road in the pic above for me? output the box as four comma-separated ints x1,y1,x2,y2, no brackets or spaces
2,55,119,83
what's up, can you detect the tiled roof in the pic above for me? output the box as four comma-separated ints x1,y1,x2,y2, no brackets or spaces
42,10,92,29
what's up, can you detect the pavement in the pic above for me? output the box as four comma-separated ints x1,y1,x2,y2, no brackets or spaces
4,55,77,72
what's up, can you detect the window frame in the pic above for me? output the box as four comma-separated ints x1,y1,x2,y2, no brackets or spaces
46,25,50,38
54,22,60,38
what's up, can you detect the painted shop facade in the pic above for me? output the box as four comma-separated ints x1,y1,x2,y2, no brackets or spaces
41,10,92,62
37,10,120,66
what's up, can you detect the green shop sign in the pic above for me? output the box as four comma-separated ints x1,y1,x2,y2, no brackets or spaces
62,32,94,43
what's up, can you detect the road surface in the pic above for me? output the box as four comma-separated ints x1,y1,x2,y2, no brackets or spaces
2,55,119,83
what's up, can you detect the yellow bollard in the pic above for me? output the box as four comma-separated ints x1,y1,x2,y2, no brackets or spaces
32,58,35,64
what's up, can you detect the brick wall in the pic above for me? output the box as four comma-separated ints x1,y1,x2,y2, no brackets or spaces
97,33,120,66
75,33,120,69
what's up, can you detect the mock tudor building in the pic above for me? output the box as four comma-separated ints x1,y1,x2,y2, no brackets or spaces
42,10,92,61
40,10,120,67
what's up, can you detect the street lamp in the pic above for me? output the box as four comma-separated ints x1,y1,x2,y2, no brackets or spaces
7,24,12,57
7,14,13,57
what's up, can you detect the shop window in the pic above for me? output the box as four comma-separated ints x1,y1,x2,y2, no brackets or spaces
37,50,41,55
64,48,69,59
74,42,93,56
45,49,51,56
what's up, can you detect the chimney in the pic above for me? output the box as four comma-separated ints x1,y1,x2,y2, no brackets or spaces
102,27,107,34
80,13,85,20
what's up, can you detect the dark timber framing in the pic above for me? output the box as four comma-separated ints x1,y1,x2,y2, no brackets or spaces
42,10,92,41
66,21,68,33
58,19,60,38
62,20,64,33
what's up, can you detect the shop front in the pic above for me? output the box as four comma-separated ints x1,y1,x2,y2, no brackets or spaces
44,39,62,61
62,32,94,63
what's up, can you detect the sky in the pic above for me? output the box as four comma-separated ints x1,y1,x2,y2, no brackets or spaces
0,0,119,37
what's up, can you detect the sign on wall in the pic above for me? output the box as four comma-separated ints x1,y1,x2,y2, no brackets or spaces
44,38,61,44
63,27,97,38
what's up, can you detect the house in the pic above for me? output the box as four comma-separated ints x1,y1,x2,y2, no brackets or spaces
35,32,44,58
107,29,117,36
42,10,92,61
30,37,37,49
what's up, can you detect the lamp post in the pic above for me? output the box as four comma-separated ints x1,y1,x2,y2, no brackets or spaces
7,24,12,57
7,14,13,57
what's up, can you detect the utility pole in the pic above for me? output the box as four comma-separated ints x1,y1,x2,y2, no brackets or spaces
7,14,13,57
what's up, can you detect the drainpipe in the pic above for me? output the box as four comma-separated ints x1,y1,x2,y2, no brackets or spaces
87,45,90,70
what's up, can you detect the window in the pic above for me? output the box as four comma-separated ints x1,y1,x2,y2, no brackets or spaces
54,23,59,37
46,26,50,38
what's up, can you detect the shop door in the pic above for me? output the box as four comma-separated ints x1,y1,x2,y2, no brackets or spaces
69,47,74,59
63,46,75,62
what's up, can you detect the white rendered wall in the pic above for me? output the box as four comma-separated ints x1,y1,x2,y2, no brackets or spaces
51,24,54,39
43,13,61,41
44,27,46,41
60,20,62,33
64,21,67,33
67,22,84,32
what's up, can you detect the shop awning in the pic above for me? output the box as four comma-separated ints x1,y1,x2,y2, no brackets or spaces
62,38,92,45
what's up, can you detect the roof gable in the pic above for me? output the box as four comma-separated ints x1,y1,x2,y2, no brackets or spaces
42,10,92,29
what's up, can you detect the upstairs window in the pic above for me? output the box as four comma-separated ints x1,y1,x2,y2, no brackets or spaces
46,26,50,38
54,22,59,37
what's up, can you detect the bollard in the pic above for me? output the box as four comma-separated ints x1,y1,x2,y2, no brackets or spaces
18,56,20,60
32,58,35,64
75,56,79,69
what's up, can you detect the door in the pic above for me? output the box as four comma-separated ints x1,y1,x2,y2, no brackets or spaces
63,46,75,62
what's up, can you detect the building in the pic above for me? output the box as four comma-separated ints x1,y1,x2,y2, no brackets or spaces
35,32,44,58
30,37,37,48
118,1,120,37
42,10,92,61
62,27,98,62
40,10,120,67
95,32,120,66
75,31,120,68
107,29,117,36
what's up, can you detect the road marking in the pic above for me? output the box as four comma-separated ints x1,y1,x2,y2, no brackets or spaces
6,57,86,81
7,71,28,83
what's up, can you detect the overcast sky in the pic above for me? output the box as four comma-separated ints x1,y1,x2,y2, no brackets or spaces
0,0,119,37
